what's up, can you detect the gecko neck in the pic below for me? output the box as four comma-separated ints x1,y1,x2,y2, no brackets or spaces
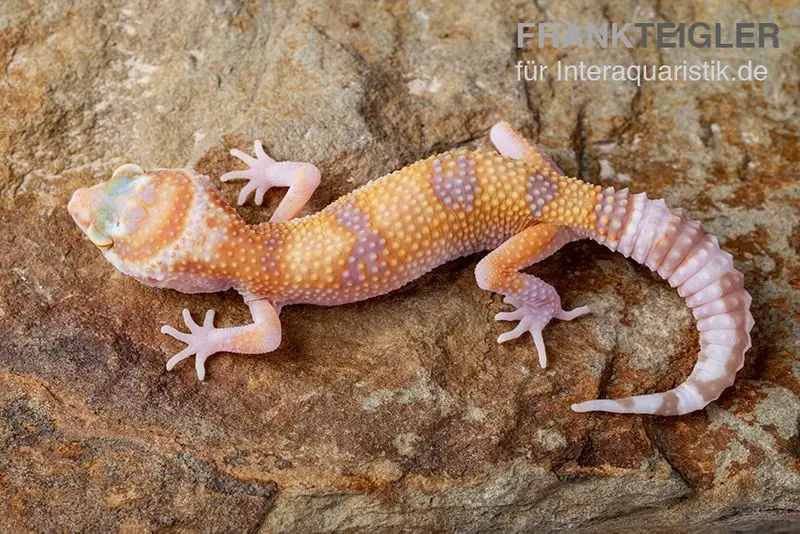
223,220,282,296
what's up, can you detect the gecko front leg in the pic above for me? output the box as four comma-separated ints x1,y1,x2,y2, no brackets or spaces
161,298,281,380
221,140,321,222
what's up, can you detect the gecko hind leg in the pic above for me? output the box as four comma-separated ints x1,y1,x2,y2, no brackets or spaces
476,223,589,368
489,121,564,175
221,140,321,222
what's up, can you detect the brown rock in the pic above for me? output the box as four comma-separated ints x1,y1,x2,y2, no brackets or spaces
1,0,798,530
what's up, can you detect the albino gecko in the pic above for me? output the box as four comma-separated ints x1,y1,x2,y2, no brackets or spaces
67,122,754,415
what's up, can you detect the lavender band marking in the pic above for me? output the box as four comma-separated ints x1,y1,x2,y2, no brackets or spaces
430,155,479,211
526,174,558,217
335,201,387,286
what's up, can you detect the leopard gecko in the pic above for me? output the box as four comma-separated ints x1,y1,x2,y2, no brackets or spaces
67,122,754,415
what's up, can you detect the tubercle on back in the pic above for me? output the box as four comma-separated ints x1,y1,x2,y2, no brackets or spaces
172,185,283,294
534,174,604,234
412,147,605,236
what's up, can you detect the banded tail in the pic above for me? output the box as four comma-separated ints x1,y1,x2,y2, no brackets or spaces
572,188,754,415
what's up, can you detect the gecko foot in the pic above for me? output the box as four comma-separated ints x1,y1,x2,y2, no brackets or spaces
494,287,589,368
221,140,278,206
161,309,221,380
221,139,321,221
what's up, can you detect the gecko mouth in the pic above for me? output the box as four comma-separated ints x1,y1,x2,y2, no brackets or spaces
84,234,113,250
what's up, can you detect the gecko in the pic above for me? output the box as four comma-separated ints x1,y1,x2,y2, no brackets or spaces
67,122,754,415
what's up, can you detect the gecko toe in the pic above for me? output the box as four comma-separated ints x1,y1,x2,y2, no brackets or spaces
556,305,590,321
497,317,532,343
166,346,193,371
229,148,258,166
220,170,250,182
195,353,209,380
161,325,191,343
495,310,523,322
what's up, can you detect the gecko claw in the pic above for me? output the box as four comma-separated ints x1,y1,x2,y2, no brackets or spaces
161,308,220,380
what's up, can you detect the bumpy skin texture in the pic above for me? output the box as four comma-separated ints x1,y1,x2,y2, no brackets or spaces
67,122,754,416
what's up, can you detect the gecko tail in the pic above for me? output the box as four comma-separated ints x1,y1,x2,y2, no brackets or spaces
574,189,754,416
571,382,732,415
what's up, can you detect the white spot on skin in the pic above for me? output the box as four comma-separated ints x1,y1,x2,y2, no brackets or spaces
526,174,558,217
334,202,387,286
119,204,147,234
430,155,479,211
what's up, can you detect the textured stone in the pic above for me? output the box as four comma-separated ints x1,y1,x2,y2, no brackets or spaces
1,0,799,531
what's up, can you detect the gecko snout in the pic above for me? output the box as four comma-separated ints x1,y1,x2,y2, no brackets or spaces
68,183,114,248
68,185,94,230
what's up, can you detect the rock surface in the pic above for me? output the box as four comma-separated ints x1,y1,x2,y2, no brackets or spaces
1,0,799,531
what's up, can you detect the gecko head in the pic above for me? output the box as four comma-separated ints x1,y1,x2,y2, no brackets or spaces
68,163,219,288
